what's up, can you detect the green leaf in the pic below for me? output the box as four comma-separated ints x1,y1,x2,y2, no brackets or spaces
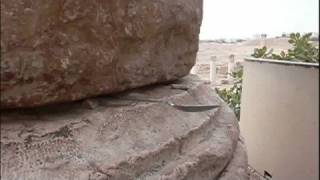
289,33,296,39
288,39,294,44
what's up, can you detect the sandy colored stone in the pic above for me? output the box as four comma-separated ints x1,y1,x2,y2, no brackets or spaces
0,0,203,109
218,136,249,180
0,75,248,180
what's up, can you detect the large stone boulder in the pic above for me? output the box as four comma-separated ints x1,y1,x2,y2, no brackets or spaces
0,0,203,109
0,75,248,180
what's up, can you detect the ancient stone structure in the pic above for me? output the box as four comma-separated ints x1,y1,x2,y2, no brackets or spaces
1,76,248,180
1,0,202,108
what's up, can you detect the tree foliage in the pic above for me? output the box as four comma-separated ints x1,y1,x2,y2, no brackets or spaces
216,68,243,120
252,33,319,63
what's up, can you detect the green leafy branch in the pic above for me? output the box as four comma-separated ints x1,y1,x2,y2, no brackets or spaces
252,33,319,63
216,68,243,120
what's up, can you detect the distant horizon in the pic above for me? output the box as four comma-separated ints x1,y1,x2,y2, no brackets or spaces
199,31,319,41
200,0,319,40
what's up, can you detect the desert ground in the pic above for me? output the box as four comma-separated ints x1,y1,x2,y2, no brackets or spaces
193,37,293,84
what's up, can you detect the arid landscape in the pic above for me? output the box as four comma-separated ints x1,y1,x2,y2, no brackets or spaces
198,37,293,62
193,37,317,84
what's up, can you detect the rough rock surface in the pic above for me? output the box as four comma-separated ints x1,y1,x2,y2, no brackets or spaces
0,0,203,109
219,136,249,180
0,75,248,180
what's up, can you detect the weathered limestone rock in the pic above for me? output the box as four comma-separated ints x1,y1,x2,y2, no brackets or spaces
218,137,249,180
0,75,248,180
0,0,203,109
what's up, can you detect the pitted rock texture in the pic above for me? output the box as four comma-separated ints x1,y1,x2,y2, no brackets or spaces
0,0,203,109
0,76,248,180
218,137,249,180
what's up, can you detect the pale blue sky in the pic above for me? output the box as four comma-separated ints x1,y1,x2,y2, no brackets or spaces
200,0,319,40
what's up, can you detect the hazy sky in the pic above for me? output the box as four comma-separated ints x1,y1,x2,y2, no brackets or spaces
200,0,319,40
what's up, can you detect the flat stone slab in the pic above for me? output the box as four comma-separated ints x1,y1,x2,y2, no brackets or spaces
0,75,247,180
